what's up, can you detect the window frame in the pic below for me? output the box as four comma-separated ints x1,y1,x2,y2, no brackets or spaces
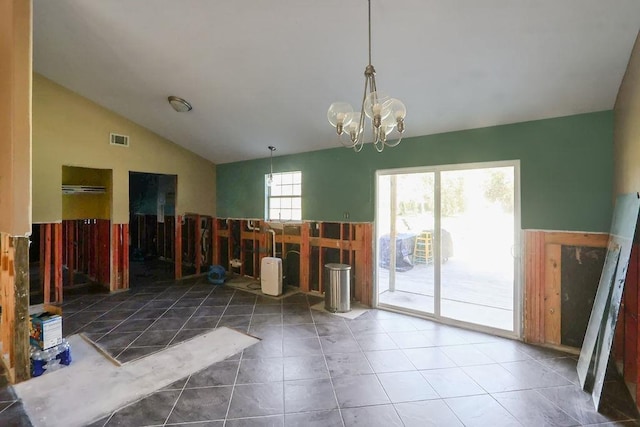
265,171,302,221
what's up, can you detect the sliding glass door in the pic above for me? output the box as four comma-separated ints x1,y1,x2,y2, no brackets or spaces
375,161,520,335
377,172,436,315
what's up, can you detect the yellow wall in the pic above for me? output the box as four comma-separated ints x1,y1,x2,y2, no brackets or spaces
62,166,112,220
33,74,216,224
614,31,640,195
0,0,32,235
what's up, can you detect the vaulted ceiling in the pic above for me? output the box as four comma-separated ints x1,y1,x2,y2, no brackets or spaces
33,0,640,164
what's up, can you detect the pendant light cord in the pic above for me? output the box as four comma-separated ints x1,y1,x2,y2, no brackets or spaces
268,146,276,175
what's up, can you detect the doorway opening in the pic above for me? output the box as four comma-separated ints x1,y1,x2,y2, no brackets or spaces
375,161,521,336
129,172,177,286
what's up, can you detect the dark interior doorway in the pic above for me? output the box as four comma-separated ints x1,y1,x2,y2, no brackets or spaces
129,172,177,286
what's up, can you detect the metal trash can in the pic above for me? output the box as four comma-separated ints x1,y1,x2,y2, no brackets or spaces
324,263,351,313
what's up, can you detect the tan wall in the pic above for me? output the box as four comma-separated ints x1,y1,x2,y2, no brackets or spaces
614,31,640,195
33,74,216,224
62,166,112,220
0,0,32,235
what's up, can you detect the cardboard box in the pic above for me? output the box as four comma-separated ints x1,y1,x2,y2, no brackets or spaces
30,312,63,350
28,303,62,316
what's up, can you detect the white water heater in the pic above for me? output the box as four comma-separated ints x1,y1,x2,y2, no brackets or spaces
261,257,283,296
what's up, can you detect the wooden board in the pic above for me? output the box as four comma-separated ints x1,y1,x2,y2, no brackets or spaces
54,223,63,303
353,223,373,305
0,234,14,371
544,232,609,247
524,231,545,343
560,245,606,348
43,223,51,304
12,236,30,382
524,230,611,346
66,221,75,287
122,224,129,289
175,215,182,279
98,220,110,287
299,222,310,292
212,219,220,265
194,215,201,274
0,234,30,383
39,225,45,293
112,223,119,291
109,223,129,291
544,244,562,345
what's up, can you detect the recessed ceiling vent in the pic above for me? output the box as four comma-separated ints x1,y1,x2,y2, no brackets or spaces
110,133,129,147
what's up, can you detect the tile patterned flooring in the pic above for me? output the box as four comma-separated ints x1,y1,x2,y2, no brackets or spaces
1,277,639,426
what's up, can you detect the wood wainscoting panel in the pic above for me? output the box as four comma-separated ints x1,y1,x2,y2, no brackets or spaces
524,230,608,346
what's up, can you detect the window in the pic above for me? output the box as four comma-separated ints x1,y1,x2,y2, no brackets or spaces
266,171,302,221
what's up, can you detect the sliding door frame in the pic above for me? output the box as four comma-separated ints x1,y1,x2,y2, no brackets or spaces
374,160,522,339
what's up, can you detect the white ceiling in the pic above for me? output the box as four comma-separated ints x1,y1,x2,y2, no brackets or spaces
33,0,640,164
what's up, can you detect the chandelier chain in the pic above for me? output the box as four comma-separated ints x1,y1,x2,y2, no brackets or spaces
368,0,372,66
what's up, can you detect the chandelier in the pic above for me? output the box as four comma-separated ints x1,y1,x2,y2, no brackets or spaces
327,0,406,152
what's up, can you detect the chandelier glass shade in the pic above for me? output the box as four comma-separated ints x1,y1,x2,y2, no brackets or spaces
327,0,406,152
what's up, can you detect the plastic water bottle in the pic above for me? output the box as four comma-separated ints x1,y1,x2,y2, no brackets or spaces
56,339,72,366
30,347,46,377
43,347,61,372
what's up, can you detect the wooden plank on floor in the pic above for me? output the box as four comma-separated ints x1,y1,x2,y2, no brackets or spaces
544,243,562,345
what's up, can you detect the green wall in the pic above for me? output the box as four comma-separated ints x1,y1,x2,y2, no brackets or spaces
217,111,614,232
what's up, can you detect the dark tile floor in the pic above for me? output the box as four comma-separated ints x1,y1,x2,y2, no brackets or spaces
1,277,639,426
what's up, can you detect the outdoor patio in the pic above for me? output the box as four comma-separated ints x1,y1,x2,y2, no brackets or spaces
377,256,515,332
